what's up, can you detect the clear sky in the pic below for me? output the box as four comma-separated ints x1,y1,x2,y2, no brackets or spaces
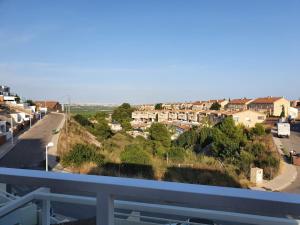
0,0,299,104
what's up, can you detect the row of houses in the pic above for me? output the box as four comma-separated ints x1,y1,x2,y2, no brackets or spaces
132,109,267,128
133,96,299,129
138,97,293,117
0,85,62,146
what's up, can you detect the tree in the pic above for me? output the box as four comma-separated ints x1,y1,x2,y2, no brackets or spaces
155,103,163,110
121,144,151,165
73,114,92,127
112,103,134,131
149,123,171,148
93,121,112,140
210,102,221,110
175,128,199,149
280,105,286,118
94,112,108,122
15,95,21,103
250,123,266,137
25,99,35,106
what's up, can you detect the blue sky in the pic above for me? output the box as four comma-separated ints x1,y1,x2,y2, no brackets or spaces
0,0,299,104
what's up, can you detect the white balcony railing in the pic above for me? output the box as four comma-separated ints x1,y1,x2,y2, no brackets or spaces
1,167,300,225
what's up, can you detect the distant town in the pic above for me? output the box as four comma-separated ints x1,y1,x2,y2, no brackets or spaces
1,84,300,147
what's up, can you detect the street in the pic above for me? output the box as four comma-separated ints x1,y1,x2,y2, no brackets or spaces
0,113,64,169
282,121,300,193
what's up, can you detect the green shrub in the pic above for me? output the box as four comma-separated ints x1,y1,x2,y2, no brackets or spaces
250,123,266,137
121,144,151,165
73,114,92,127
62,144,104,167
93,121,112,140
244,142,280,179
239,150,255,176
167,147,186,163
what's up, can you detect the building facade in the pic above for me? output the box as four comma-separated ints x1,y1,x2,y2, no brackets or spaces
248,97,290,117
231,110,266,128
226,98,253,111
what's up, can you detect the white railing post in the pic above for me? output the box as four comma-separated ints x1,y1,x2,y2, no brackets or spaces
41,188,51,225
96,192,114,225
42,199,50,225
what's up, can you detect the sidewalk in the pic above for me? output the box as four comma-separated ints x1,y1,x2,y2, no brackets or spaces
256,136,297,192
47,112,65,171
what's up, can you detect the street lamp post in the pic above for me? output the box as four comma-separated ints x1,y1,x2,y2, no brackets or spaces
29,112,32,128
45,142,54,172
10,117,14,145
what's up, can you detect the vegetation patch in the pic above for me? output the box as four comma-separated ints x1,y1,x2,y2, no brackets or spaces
62,144,104,167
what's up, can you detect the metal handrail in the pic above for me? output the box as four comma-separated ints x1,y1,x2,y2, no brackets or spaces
1,167,300,225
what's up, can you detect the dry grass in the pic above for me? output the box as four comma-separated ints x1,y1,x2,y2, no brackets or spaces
58,119,255,188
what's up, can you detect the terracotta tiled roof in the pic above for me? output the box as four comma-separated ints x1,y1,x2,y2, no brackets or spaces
229,98,252,105
35,101,60,109
250,97,283,104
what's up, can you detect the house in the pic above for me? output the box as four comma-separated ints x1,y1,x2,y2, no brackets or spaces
187,111,199,122
132,111,157,123
35,101,62,112
248,97,290,117
0,85,10,96
109,122,122,132
230,110,266,128
3,96,17,104
192,101,207,111
157,111,169,122
226,98,253,111
177,111,188,121
168,111,178,121
138,104,155,111
216,99,229,109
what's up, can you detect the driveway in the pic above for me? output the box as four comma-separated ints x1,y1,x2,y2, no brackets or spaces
0,113,64,169
282,121,300,193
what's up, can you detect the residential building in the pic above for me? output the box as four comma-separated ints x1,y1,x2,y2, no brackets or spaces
192,101,207,111
168,111,178,121
35,101,62,112
187,111,199,122
132,111,157,123
157,111,169,122
0,85,10,96
162,103,172,110
109,122,122,132
138,104,155,111
289,107,299,120
216,99,229,109
248,97,290,117
177,111,188,121
291,100,300,108
226,98,253,111
230,110,266,128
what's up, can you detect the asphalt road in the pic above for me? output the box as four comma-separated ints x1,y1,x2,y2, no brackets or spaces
0,113,64,169
282,121,300,193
